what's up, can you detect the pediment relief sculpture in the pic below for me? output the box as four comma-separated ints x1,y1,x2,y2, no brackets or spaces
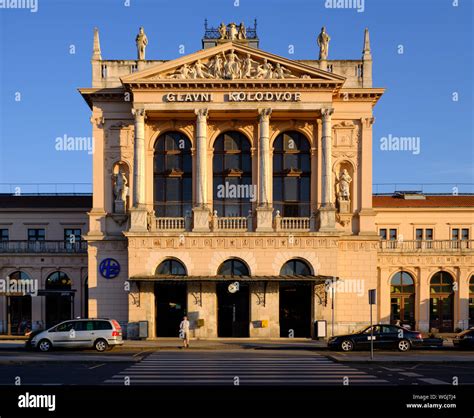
155,50,306,81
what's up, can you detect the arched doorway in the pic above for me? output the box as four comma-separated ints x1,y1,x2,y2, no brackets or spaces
7,271,32,335
216,259,250,337
45,271,73,327
390,271,415,329
469,276,474,328
430,271,454,332
273,131,311,217
213,131,252,217
154,131,192,217
279,259,312,338
154,259,187,337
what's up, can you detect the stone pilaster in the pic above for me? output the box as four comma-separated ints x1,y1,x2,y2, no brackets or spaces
318,108,336,232
256,108,273,232
193,108,210,232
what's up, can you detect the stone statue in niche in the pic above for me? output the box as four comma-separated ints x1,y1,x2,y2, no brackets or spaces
136,27,148,60
113,170,128,213
336,168,352,214
317,26,330,60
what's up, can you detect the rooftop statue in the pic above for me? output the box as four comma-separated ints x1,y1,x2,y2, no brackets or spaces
136,27,148,60
317,26,330,60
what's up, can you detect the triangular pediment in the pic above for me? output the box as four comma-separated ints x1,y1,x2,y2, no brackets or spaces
121,42,345,85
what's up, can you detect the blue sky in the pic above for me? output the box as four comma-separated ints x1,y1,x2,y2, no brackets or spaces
0,0,472,193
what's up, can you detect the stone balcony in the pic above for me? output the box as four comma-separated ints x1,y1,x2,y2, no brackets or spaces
378,239,473,253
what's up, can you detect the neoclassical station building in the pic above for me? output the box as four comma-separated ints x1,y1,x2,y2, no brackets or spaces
1,22,472,337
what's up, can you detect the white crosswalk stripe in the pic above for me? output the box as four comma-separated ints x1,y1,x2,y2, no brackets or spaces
104,352,389,385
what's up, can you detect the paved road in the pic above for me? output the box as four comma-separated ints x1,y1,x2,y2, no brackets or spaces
0,349,472,386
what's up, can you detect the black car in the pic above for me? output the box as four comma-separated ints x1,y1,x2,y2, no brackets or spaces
452,328,474,350
328,324,424,352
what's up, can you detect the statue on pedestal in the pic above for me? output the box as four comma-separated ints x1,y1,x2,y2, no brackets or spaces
218,23,227,39
237,22,247,39
136,27,148,60
317,26,330,60
228,22,238,40
113,171,128,213
337,169,352,201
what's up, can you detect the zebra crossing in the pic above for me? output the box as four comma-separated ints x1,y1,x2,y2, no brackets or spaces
103,351,389,385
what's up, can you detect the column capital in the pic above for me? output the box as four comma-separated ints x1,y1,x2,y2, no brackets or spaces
362,116,375,128
258,108,272,123
321,108,334,120
132,107,146,119
195,108,209,120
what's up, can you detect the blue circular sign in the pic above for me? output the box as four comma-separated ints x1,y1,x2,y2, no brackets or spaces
99,258,120,279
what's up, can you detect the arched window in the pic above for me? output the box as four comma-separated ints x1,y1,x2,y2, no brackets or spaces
390,271,415,327
156,259,186,276
430,271,454,332
217,259,249,276
154,131,192,217
273,131,311,217
469,276,473,327
280,259,312,276
45,271,72,327
213,131,252,217
8,271,32,335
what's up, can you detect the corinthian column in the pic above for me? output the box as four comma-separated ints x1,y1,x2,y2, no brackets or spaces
132,108,146,208
195,108,209,207
258,108,272,206
321,108,334,207
129,107,147,231
319,107,336,232
255,108,274,232
192,108,210,232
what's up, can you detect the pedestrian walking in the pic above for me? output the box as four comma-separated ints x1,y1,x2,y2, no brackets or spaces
179,315,190,348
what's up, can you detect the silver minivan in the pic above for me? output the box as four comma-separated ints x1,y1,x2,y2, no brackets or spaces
30,319,123,352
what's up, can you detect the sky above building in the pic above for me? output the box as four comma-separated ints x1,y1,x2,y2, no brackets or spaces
0,0,472,194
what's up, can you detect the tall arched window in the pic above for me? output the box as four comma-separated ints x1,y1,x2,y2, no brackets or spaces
390,271,415,327
46,271,72,327
469,276,474,327
430,271,454,332
273,131,311,217
280,259,312,276
156,259,187,276
154,131,192,217
217,259,249,276
8,271,32,335
213,131,252,217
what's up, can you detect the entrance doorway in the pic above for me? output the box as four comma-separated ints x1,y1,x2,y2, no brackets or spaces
217,281,250,337
155,283,187,337
45,272,73,327
429,271,454,332
279,283,312,338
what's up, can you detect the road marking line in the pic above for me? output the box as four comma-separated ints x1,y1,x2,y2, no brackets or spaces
89,363,105,370
399,372,422,377
418,378,449,385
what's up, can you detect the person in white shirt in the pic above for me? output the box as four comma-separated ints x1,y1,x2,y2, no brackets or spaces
179,316,190,348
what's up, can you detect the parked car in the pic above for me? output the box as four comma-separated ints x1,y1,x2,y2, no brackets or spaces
328,324,424,352
452,328,474,350
29,319,123,352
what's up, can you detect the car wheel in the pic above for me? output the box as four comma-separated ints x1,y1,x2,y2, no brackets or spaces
38,339,52,352
340,340,354,352
94,339,108,352
398,339,411,352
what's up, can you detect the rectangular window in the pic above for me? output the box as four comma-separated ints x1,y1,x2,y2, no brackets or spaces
0,229,8,241
379,229,387,240
416,229,423,240
461,228,469,240
389,229,397,241
425,229,433,240
451,228,459,240
64,229,81,243
28,229,45,241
